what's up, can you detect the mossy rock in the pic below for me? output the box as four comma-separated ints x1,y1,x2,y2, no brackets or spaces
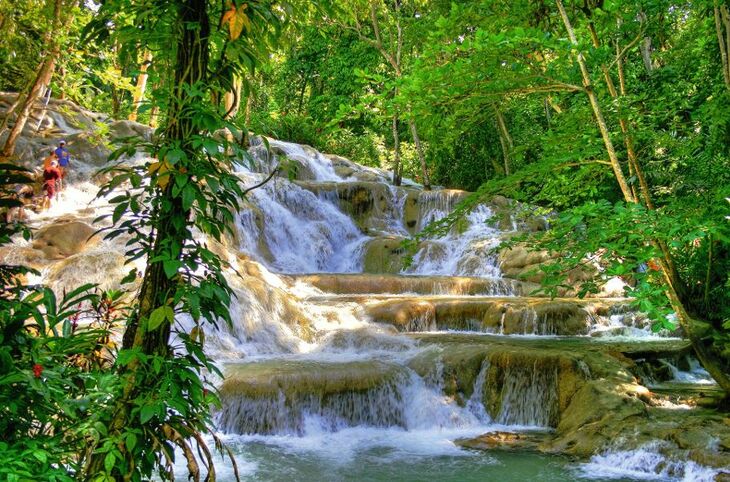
362,236,408,274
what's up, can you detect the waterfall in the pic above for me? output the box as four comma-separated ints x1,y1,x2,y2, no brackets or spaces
16,100,717,480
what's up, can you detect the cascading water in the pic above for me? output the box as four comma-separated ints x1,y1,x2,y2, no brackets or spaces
14,111,724,480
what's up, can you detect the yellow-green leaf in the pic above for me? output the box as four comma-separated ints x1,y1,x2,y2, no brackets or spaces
229,4,250,40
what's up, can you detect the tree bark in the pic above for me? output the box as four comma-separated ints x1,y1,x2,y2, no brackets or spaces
129,50,153,122
83,0,210,475
714,1,730,90
1,55,57,159
224,75,242,120
493,105,513,176
638,11,654,74
391,111,402,186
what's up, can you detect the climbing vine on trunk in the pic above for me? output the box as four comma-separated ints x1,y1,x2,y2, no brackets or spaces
77,0,313,479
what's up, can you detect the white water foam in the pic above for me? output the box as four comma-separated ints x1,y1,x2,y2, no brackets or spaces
576,443,724,481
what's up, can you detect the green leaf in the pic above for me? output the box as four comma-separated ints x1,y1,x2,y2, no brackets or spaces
104,452,115,473
147,306,174,331
163,259,182,278
125,432,137,452
112,201,128,224
120,268,138,285
32,451,47,464
139,404,156,424
182,184,196,211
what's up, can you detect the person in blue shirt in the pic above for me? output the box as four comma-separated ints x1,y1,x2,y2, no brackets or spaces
54,140,70,190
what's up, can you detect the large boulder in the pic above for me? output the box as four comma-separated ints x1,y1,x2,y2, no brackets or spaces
362,236,408,274
46,250,128,294
32,219,98,259
498,244,594,291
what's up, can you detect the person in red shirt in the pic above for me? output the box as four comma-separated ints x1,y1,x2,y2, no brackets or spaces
42,156,62,209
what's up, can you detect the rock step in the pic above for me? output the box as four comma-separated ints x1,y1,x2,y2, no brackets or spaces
342,296,640,335
217,360,409,435
287,273,530,296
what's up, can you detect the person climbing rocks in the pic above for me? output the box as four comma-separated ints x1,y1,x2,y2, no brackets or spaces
5,184,35,223
54,139,70,190
42,152,62,209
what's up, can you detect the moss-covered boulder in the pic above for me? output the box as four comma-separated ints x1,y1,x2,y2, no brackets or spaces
362,236,408,273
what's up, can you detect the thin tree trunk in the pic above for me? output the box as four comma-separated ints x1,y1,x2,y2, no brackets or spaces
129,50,153,122
0,93,25,139
556,0,635,203
714,1,730,89
638,11,654,74
224,76,242,120
296,78,307,114
408,116,430,190
493,105,513,176
587,20,652,208
392,112,402,186
1,56,57,158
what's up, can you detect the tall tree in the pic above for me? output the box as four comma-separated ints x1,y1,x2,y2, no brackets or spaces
335,0,431,188
78,0,318,478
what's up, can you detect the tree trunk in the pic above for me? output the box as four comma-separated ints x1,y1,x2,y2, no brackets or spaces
587,20,651,208
83,0,210,476
129,50,153,122
714,1,730,90
493,105,513,176
392,112,402,186
555,0,635,204
408,115,430,190
0,0,62,159
1,55,57,158
560,0,730,395
0,92,26,139
638,11,654,74
224,75,242,119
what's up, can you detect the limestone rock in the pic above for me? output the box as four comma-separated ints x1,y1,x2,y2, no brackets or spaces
46,250,128,294
32,220,98,259
363,236,408,274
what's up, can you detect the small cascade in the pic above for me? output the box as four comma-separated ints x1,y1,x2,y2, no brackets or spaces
247,138,341,181
217,363,487,436
237,181,368,273
217,365,410,435
494,361,559,427
416,190,467,232
577,443,723,481
405,205,503,278
465,360,493,422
